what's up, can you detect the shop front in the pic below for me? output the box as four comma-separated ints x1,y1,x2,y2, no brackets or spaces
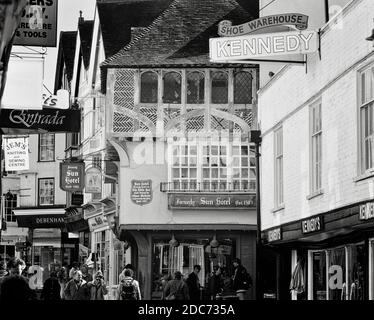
261,200,374,300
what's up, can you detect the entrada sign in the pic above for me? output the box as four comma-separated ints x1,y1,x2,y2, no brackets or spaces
301,215,324,234
0,108,81,132
210,30,318,62
168,193,255,210
218,13,309,37
60,162,85,192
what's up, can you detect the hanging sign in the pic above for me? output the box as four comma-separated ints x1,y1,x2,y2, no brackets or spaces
85,167,102,193
218,14,309,37
13,0,58,47
130,180,153,206
210,30,319,62
42,89,69,109
4,137,29,171
60,162,85,192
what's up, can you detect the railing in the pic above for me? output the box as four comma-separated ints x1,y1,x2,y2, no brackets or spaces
160,181,255,193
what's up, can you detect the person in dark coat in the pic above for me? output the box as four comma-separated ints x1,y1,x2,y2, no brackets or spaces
208,266,223,300
81,264,93,283
186,265,201,300
64,270,90,300
88,270,108,300
0,258,36,301
41,271,61,300
232,258,252,300
163,271,189,300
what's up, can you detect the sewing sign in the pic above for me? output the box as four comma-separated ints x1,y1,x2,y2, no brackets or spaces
4,137,29,171
218,14,309,37
13,0,58,47
130,180,153,206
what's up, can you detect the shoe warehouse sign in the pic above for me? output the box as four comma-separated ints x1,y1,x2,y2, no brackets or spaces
210,30,318,62
168,193,256,210
0,108,80,133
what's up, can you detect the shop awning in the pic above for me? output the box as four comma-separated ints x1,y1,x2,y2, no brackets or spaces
65,207,89,232
13,206,66,228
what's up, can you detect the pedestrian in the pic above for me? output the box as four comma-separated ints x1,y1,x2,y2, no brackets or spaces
64,270,90,300
119,263,135,282
163,271,189,300
186,265,201,300
69,261,79,280
81,264,93,282
88,270,108,300
0,261,8,297
40,271,61,300
208,266,223,300
232,258,252,300
0,258,35,301
57,266,68,299
117,268,141,300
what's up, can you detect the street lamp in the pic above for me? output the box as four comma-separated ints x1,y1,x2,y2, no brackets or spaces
250,130,262,300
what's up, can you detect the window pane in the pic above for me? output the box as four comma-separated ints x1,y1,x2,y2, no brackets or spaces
328,247,346,300
234,72,252,104
187,71,204,104
211,72,228,104
313,251,327,300
140,71,158,103
163,72,181,104
39,133,55,162
39,179,54,205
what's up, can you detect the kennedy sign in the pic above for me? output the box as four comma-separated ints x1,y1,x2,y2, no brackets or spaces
60,162,85,192
210,30,318,62
0,108,80,132
168,193,255,210
218,14,309,37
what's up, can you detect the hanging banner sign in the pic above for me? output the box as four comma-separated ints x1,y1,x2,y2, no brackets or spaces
42,89,69,109
13,0,58,47
0,108,81,133
210,30,319,62
4,137,29,171
131,180,153,206
85,167,102,193
60,162,85,192
218,14,309,37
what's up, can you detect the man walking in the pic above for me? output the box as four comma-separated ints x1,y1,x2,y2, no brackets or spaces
186,265,201,300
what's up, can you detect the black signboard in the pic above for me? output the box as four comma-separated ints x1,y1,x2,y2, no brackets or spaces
301,215,324,234
16,215,65,228
130,180,153,206
60,162,85,192
168,193,256,210
71,193,84,206
0,108,80,132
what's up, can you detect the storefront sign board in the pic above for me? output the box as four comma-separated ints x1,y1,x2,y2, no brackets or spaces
13,0,58,47
168,193,255,210
4,137,29,171
267,227,282,243
131,180,153,206
301,215,324,234
218,14,309,37
15,215,65,228
60,162,85,192
210,30,318,62
88,214,108,231
359,202,374,221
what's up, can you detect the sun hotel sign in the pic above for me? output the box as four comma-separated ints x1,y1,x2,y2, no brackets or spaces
210,13,318,63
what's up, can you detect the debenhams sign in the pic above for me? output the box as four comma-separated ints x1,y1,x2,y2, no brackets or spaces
0,108,80,132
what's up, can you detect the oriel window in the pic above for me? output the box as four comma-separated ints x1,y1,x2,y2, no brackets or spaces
211,71,228,104
163,72,181,104
140,71,158,103
234,71,253,104
187,71,204,104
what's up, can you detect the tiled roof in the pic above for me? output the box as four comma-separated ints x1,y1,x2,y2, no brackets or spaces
101,0,253,68
54,31,77,93
97,0,172,58
78,19,94,69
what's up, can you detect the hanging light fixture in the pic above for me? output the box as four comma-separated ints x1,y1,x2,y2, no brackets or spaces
210,233,219,248
169,233,179,247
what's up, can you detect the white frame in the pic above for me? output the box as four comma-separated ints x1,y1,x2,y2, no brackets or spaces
309,99,322,194
274,126,284,208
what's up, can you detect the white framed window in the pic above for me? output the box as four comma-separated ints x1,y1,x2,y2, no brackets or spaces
94,230,110,284
38,178,54,206
274,127,284,208
310,100,322,194
359,64,374,174
38,133,55,162
169,139,255,191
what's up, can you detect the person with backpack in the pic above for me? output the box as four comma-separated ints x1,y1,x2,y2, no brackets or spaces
40,271,61,300
232,258,252,300
117,268,141,300
163,271,189,300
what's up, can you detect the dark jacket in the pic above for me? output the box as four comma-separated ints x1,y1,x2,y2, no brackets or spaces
186,272,200,300
64,279,90,300
208,273,223,297
0,275,36,301
164,279,189,300
232,265,251,291
41,277,61,300
88,279,108,300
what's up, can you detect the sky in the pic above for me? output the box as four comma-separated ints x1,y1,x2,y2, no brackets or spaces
12,0,96,94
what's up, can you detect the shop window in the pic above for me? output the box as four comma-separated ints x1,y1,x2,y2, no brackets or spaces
211,71,228,104
312,251,326,300
310,100,322,194
38,133,55,162
359,65,374,174
347,243,365,300
38,178,54,206
234,71,252,104
187,71,204,104
94,230,110,284
163,72,181,104
140,71,158,103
